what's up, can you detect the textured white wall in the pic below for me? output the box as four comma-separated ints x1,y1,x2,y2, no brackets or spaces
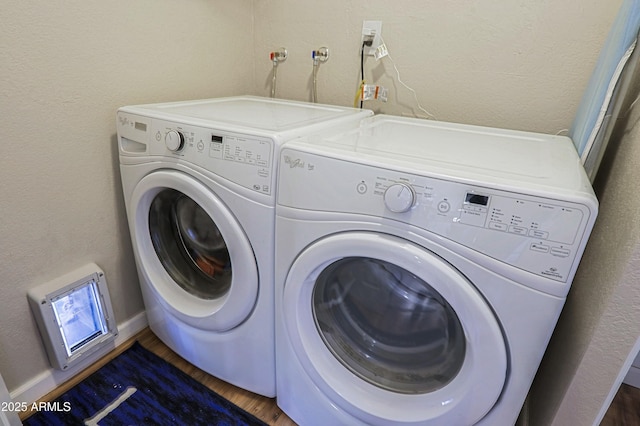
528,74,640,425
0,0,253,392
253,0,622,134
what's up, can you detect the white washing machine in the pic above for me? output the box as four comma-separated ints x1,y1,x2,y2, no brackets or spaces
275,115,598,425
116,96,372,397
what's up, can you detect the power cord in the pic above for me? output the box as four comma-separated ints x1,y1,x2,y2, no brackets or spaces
359,40,367,108
355,36,374,108
379,36,437,120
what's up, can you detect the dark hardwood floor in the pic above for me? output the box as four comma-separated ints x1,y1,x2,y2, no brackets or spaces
602,383,640,425
20,327,640,425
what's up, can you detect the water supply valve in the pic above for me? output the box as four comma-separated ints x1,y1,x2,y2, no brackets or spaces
270,48,288,64
312,47,330,64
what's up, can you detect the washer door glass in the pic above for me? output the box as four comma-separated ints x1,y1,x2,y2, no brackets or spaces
313,257,465,394
149,188,231,299
130,170,259,332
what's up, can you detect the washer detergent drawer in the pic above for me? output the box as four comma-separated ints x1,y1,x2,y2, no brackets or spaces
278,148,597,286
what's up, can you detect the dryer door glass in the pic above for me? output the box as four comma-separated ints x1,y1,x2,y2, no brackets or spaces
312,257,465,394
148,188,232,299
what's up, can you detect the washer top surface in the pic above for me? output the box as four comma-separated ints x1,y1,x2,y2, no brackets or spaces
293,115,592,195
119,96,369,133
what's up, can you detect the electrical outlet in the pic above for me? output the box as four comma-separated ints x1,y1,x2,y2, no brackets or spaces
362,20,382,56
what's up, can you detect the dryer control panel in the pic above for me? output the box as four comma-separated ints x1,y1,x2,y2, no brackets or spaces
278,148,598,285
117,112,274,196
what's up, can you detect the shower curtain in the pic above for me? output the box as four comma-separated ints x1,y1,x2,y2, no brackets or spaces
570,0,640,182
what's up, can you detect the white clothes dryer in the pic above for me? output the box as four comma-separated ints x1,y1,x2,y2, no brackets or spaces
275,115,598,424
117,96,372,397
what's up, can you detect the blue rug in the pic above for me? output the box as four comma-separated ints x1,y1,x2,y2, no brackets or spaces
24,342,268,426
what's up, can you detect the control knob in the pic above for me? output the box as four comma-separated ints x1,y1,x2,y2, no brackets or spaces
383,183,416,213
165,130,185,152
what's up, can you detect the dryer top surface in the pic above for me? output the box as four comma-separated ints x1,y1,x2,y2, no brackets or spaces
292,115,594,197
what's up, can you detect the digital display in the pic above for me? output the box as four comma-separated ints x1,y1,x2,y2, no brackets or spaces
465,193,489,206
211,135,223,143
134,122,147,131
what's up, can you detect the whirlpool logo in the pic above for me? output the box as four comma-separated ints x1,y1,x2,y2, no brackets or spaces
284,155,305,169
284,155,315,171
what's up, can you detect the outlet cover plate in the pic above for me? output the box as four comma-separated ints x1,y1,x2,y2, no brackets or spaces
362,20,382,56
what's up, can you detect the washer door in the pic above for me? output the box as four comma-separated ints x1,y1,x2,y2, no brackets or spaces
283,232,507,425
131,170,258,332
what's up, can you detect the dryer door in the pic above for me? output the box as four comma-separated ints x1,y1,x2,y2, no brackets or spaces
283,232,507,425
130,170,258,332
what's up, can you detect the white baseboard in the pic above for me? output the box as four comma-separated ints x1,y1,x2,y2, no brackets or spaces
10,312,148,405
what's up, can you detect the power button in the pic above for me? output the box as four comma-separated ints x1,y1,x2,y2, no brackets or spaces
356,182,368,194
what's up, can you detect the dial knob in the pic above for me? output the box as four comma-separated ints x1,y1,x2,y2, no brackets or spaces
165,130,185,152
384,183,416,213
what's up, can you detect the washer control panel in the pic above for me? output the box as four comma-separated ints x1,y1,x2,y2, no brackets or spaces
118,112,274,195
279,148,597,284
